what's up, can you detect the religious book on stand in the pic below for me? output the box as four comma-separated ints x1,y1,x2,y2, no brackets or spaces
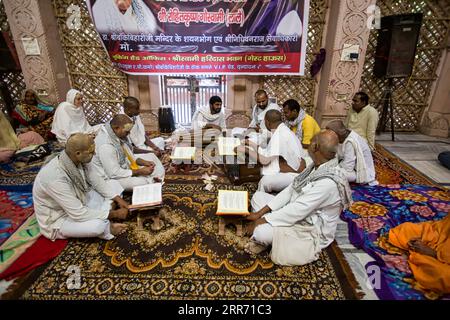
216,190,249,216
128,182,162,210
217,136,241,156
170,146,196,160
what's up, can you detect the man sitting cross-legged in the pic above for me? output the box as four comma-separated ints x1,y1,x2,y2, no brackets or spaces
121,96,165,157
244,130,353,266
88,114,165,192
387,215,450,297
326,119,378,186
236,109,306,194
33,133,129,241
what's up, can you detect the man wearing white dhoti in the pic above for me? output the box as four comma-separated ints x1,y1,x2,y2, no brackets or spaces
245,130,353,266
33,133,129,241
51,89,101,145
120,96,165,157
88,114,165,191
191,96,226,131
91,0,158,34
326,119,378,185
237,110,306,193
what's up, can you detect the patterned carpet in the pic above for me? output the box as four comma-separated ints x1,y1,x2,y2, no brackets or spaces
342,145,450,300
7,143,442,300
0,141,63,192
0,190,40,275
15,181,360,300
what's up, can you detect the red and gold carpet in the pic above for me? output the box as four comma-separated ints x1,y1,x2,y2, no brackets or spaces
9,181,360,300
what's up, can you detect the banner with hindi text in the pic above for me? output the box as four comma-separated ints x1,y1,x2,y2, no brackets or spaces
87,0,310,75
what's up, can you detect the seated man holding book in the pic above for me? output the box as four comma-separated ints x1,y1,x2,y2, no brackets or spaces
244,130,353,266
236,110,306,193
87,114,165,192
33,133,129,241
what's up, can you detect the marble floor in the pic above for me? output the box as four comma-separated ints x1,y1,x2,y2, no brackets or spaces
377,132,450,187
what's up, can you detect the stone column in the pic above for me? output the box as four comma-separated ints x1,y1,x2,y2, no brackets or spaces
314,0,377,127
3,0,71,104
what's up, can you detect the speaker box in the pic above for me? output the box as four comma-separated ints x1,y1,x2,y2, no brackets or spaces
0,32,20,72
374,13,423,78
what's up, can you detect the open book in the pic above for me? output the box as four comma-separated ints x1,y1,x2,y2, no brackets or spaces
217,137,241,156
170,146,196,160
216,190,249,216
129,183,162,210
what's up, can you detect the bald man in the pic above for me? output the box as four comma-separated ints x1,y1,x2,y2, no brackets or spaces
120,96,165,157
236,110,306,193
88,114,165,191
245,130,353,266
33,133,129,241
326,119,377,185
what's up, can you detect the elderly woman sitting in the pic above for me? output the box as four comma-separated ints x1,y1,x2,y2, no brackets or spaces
0,111,44,163
51,89,101,145
11,89,55,140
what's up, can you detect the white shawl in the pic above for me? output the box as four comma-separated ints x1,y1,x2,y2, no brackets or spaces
344,131,370,184
51,89,95,144
191,105,225,130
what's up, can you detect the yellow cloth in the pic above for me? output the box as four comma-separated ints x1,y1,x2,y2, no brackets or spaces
298,114,320,146
388,215,450,295
345,105,379,150
0,112,20,151
121,144,140,170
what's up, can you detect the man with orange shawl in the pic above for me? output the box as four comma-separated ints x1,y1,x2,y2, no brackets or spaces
388,214,450,296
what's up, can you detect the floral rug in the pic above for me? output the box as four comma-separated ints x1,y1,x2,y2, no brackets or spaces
341,145,450,300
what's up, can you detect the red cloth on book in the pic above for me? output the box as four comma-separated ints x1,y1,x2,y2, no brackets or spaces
0,236,67,280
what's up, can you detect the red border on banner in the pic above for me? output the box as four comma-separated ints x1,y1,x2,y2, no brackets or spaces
108,52,302,75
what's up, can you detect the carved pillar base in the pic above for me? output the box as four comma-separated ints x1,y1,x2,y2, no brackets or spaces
314,0,376,127
420,112,450,138
3,0,71,104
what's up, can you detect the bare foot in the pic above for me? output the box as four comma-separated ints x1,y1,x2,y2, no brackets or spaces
244,240,267,255
110,223,128,236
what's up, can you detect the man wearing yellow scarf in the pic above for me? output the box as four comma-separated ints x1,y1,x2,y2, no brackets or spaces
87,114,165,191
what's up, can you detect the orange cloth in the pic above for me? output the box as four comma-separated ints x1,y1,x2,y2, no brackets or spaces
388,215,450,294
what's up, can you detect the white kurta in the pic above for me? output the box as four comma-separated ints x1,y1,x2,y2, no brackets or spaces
33,156,121,240
88,125,165,191
338,130,377,185
92,0,158,34
250,167,343,266
249,102,280,131
257,123,305,193
191,106,226,130
118,109,165,151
